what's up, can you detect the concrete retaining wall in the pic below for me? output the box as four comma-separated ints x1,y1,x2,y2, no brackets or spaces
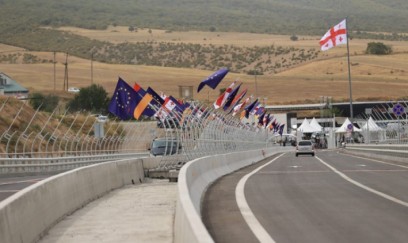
0,157,153,243
174,147,288,243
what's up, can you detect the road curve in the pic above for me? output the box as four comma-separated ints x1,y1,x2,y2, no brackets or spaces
202,151,408,243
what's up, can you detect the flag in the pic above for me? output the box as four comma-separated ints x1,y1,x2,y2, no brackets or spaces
258,111,266,126
214,81,236,109
232,97,249,116
222,83,241,111
250,102,260,116
108,77,138,120
134,93,153,119
147,87,165,105
163,96,185,115
244,99,258,119
279,124,285,135
197,68,229,93
228,89,247,113
319,19,347,51
133,82,160,117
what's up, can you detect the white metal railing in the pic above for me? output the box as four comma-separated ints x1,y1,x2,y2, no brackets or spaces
0,98,286,174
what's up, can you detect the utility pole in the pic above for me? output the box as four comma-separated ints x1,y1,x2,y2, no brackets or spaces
53,51,56,91
63,53,68,91
91,52,94,85
254,69,258,98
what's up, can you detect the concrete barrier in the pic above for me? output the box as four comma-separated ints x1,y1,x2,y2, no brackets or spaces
344,144,408,164
0,157,156,243
174,147,289,243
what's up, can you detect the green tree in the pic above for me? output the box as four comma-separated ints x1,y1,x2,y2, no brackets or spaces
66,84,109,113
290,35,298,41
29,92,59,112
366,42,393,55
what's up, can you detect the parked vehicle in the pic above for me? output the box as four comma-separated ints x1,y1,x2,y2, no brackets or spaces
295,140,315,157
97,115,108,123
68,87,80,93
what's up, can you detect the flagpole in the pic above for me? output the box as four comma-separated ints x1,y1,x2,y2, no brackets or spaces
346,17,354,119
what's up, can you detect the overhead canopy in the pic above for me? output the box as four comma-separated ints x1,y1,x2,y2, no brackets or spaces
298,118,318,133
361,117,383,131
335,118,362,133
310,117,323,132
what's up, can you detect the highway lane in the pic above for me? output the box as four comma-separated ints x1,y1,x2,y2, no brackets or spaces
0,175,49,201
203,151,408,243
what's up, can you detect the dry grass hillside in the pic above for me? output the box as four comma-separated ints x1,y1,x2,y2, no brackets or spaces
1,28,408,105
0,96,123,155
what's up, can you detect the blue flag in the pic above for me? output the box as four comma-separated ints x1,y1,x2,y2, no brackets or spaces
147,87,165,105
279,124,285,135
108,77,138,120
223,83,241,111
197,68,229,93
244,99,258,119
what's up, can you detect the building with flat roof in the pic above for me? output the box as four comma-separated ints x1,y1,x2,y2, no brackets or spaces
0,72,29,99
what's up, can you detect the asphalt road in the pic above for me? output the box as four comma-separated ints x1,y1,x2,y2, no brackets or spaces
0,175,49,201
202,151,408,243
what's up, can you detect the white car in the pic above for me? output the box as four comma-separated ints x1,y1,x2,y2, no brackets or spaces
68,87,80,93
97,115,108,123
296,140,315,157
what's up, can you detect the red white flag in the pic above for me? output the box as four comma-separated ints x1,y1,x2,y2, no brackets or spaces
213,81,236,109
319,19,347,51
163,97,177,111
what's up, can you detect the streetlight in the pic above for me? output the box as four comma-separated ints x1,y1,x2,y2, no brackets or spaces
254,69,258,98
365,108,372,144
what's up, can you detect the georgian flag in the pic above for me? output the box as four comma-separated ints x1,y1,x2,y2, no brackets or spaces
164,97,177,111
319,19,347,51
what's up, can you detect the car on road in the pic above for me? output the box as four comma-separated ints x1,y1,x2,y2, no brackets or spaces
295,140,315,157
149,137,182,156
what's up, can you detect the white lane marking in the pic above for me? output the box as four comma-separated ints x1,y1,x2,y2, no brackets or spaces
340,152,408,169
0,178,45,186
236,153,285,243
357,164,367,167
0,190,19,193
289,165,302,168
316,156,408,208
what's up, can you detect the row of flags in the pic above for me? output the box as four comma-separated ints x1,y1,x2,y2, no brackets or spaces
107,75,286,135
107,18,349,134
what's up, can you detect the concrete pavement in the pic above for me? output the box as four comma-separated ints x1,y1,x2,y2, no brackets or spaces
39,179,177,243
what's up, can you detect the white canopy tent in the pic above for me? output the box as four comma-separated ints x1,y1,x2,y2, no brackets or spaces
361,117,383,131
335,118,362,144
361,117,386,142
298,118,317,133
310,117,323,132
335,118,362,133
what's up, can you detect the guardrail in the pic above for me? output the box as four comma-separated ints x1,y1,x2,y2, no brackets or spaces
0,152,149,175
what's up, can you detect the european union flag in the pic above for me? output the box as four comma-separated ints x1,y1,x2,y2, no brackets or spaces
108,77,138,120
197,68,229,93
